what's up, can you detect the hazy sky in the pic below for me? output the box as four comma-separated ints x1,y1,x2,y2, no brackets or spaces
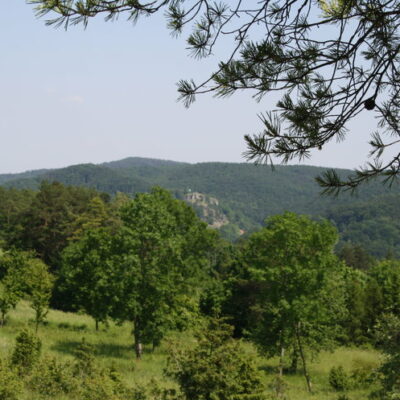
0,2,384,174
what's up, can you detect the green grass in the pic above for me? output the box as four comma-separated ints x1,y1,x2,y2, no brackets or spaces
0,301,382,399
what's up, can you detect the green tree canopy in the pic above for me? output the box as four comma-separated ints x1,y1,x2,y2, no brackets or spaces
25,258,54,332
59,227,124,329
0,250,33,326
374,313,400,399
19,181,110,269
369,259,400,315
29,0,400,192
113,187,218,357
59,187,218,358
240,212,347,391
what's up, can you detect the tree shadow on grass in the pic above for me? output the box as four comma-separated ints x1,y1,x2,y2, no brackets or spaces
258,364,278,374
259,363,303,377
51,340,134,359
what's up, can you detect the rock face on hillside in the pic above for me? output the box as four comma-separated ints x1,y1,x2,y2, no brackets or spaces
184,191,229,228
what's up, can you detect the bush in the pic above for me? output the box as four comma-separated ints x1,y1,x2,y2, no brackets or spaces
329,366,350,391
76,368,133,400
10,329,41,375
350,359,377,388
72,340,132,400
0,359,23,400
74,338,95,376
166,318,267,400
29,347,132,400
29,357,76,397
142,379,182,400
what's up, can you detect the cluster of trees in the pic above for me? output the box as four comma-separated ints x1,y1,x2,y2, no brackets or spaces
2,181,400,397
58,187,217,358
196,213,400,394
0,181,126,269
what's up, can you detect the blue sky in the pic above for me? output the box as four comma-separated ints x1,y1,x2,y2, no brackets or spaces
0,1,381,173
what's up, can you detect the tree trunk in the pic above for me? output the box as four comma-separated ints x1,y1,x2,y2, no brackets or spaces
95,319,99,331
279,345,285,377
134,333,142,359
295,322,312,393
289,346,298,373
274,331,286,398
0,310,6,327
134,320,142,359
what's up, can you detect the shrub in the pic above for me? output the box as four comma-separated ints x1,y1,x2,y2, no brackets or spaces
29,357,76,397
144,379,182,400
0,359,23,400
166,318,267,400
73,338,96,377
350,359,377,388
329,366,350,391
72,339,132,400
76,369,133,400
10,329,41,375
30,346,132,400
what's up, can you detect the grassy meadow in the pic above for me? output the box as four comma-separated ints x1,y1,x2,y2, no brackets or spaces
0,301,382,400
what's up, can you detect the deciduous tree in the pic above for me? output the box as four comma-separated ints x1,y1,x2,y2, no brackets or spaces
25,259,54,332
60,187,217,357
112,187,217,358
241,212,347,392
0,250,31,326
59,228,121,330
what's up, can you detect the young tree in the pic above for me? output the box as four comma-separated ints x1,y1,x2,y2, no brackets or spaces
341,267,369,344
59,228,121,330
0,250,31,326
241,212,347,392
25,259,54,332
30,0,400,192
0,273,21,327
10,329,42,375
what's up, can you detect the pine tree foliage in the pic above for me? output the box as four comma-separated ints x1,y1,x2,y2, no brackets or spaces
29,0,400,192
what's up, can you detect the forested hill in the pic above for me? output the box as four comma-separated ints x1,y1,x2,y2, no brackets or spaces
1,157,400,257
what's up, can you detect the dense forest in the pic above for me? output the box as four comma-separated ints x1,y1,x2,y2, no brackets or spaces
1,157,400,257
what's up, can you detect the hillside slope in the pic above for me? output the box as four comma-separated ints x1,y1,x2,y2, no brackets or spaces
2,158,400,256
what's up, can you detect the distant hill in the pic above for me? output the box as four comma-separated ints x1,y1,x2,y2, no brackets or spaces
103,156,188,169
1,157,400,257
0,169,50,185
